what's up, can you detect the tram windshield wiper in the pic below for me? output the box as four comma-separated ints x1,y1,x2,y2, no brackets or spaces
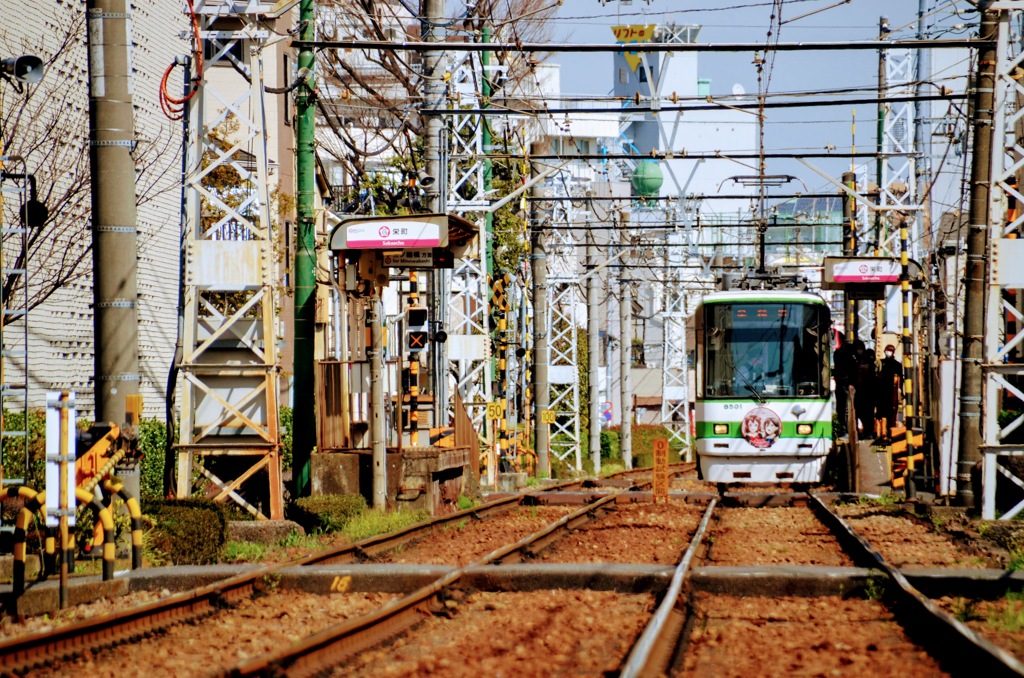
735,370,765,404
743,383,766,404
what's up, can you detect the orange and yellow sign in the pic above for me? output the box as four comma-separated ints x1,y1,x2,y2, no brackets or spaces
652,438,669,502
612,24,656,72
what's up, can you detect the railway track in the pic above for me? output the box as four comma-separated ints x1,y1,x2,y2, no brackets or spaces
2,484,1023,676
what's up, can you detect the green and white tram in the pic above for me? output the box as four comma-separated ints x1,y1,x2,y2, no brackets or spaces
694,289,833,482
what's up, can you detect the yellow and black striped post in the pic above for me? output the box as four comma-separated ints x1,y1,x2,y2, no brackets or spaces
490,273,512,469
900,215,917,498
102,479,144,570
408,272,419,446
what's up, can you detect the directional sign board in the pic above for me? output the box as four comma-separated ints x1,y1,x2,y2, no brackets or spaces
383,249,434,268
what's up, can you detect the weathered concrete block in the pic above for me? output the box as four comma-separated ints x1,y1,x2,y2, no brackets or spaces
227,520,304,544
497,472,527,492
311,452,361,495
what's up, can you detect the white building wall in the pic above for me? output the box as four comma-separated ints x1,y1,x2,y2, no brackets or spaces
2,1,188,419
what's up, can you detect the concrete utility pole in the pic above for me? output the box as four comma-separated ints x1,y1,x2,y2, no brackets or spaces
957,5,998,507
587,222,601,474
619,209,633,469
293,0,316,497
842,171,857,343
87,0,139,423
369,293,387,509
422,0,446,426
531,141,550,477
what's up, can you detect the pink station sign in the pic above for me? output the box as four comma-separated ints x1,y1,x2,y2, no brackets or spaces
344,218,441,249
830,258,900,284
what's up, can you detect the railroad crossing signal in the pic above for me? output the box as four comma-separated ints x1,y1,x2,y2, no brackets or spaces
432,247,454,269
486,402,503,420
406,306,429,353
540,409,556,424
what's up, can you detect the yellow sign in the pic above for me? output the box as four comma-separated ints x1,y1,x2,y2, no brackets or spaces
486,402,503,420
541,409,556,424
612,24,657,73
652,438,669,502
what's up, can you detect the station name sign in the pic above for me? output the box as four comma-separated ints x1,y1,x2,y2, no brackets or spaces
328,214,448,250
823,256,901,286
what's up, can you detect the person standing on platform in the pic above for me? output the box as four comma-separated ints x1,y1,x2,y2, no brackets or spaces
833,334,857,437
876,343,903,439
853,340,877,437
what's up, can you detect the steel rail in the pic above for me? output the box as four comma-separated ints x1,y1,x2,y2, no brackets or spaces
295,490,560,565
0,568,262,674
555,461,697,492
228,494,627,677
0,488,575,672
810,495,1024,676
619,499,717,678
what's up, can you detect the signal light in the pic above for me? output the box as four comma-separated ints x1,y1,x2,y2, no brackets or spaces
432,247,454,269
407,330,429,353
407,307,428,327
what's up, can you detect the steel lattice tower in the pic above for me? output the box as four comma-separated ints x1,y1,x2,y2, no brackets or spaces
177,1,282,519
982,2,1024,519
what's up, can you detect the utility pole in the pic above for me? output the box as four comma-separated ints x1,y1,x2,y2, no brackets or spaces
531,141,550,477
957,4,997,507
87,0,139,423
423,0,446,426
619,209,633,469
369,291,386,509
842,171,858,343
293,0,316,497
587,221,601,475
874,16,888,351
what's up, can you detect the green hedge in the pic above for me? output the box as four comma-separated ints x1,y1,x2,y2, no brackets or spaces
137,419,170,500
287,494,367,533
142,499,229,565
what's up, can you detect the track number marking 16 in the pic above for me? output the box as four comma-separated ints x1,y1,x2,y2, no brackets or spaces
330,575,352,593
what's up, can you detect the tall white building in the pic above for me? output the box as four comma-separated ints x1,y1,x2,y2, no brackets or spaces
1,2,188,418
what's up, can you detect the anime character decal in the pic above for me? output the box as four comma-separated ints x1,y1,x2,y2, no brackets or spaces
741,407,783,449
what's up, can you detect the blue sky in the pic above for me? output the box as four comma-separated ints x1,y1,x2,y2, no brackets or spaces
547,0,976,183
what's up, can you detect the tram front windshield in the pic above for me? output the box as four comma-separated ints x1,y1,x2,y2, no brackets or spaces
704,302,830,399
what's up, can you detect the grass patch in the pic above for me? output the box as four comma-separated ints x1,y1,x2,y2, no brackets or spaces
987,591,1024,632
949,597,982,623
855,494,902,509
456,495,476,511
598,460,627,476
863,576,887,601
342,509,430,542
223,541,267,564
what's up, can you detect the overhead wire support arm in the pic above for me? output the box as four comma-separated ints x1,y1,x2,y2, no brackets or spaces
423,93,964,116
293,38,987,53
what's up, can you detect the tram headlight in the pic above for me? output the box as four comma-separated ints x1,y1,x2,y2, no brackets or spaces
796,424,813,435
713,424,729,435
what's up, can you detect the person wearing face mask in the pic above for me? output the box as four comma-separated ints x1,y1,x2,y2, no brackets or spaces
876,344,903,438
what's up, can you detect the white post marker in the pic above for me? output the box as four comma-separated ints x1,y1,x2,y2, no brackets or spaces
45,391,77,528
46,390,76,609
